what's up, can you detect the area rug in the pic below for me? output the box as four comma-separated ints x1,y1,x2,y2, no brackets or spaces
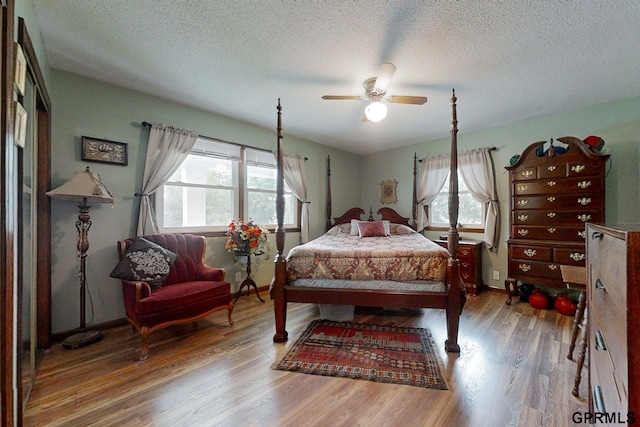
273,319,448,389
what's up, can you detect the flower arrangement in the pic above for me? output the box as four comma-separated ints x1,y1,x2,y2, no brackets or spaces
225,219,270,255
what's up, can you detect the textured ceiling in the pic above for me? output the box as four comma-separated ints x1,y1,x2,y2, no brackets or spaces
33,1,640,155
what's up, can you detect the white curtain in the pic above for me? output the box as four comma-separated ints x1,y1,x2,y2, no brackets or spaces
283,153,310,243
416,154,449,230
458,148,499,251
417,148,499,250
136,124,198,236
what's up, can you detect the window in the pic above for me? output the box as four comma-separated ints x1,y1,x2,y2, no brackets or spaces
428,171,485,230
157,138,298,233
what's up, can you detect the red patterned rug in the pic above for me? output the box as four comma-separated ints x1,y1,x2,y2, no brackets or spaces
273,319,448,389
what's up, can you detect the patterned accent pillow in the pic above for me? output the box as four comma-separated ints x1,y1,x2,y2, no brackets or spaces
110,237,177,289
357,221,387,237
351,219,391,236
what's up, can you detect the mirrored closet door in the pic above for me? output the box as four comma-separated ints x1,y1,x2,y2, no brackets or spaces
16,18,52,412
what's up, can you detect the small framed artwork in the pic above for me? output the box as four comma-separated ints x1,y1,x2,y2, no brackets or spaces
14,43,26,96
380,179,398,205
81,136,128,165
14,102,27,148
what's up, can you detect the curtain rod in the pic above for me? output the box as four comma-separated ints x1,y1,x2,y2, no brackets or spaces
418,146,497,162
141,121,307,160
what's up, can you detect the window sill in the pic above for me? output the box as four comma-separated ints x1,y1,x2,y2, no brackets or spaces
198,227,301,238
425,226,484,233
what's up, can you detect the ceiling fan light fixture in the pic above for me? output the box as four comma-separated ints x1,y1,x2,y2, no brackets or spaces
364,100,387,122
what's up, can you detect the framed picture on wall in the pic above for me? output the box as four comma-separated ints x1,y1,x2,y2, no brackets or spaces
380,179,398,205
81,136,128,166
14,43,27,96
14,102,27,148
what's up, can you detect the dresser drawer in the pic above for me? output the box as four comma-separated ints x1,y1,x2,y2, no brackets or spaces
566,161,605,178
553,247,586,266
508,259,562,280
458,246,474,258
513,193,602,210
512,210,601,225
511,225,585,242
510,245,552,261
513,176,602,196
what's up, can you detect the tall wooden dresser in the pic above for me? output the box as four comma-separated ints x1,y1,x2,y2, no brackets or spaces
504,137,609,304
586,223,639,421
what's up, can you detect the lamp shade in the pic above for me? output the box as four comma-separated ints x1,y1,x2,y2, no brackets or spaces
46,166,114,204
364,100,388,123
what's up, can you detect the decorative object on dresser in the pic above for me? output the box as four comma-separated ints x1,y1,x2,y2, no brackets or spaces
433,238,483,295
586,223,640,419
503,136,609,304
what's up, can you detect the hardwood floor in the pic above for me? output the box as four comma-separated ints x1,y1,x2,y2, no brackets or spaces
24,290,587,427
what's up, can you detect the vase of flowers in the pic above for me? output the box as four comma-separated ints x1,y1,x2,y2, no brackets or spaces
225,219,270,256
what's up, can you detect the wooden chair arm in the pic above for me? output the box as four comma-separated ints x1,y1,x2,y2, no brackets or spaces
197,265,226,282
122,280,152,301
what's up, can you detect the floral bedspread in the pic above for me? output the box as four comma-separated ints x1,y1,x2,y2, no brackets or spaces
286,224,449,282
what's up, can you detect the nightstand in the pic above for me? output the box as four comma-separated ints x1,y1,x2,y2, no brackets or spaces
433,238,484,295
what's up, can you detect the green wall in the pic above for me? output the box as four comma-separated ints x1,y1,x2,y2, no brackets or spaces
16,0,640,333
361,96,640,290
49,69,361,333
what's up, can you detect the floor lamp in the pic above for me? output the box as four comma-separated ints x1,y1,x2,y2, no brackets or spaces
46,166,114,349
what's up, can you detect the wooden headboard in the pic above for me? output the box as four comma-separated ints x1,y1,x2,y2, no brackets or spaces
377,207,412,228
331,207,365,225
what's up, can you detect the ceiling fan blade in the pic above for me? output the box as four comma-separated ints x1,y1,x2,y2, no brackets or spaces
373,63,396,91
321,95,362,100
387,95,428,105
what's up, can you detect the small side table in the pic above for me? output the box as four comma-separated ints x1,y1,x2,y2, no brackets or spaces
234,253,265,303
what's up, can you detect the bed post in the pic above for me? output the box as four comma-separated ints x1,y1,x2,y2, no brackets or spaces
326,155,332,231
412,153,418,230
272,99,288,342
446,89,463,353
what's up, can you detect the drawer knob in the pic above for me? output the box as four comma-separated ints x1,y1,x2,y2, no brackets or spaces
569,253,585,261
523,249,537,257
578,214,592,222
591,231,603,240
595,278,605,291
595,330,607,351
518,264,532,272
577,197,591,206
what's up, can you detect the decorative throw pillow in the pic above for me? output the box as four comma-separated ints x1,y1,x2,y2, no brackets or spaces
351,219,391,236
357,221,387,237
110,237,177,289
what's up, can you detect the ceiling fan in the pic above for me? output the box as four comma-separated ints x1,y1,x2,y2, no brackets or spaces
321,63,428,122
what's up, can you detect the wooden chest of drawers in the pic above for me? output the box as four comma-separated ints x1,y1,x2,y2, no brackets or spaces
587,223,640,421
504,137,609,304
433,239,483,295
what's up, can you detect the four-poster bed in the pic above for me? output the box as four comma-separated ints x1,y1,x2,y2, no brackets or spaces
271,90,464,352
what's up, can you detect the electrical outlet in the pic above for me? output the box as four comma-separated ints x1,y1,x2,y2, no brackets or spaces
235,272,242,282
492,270,500,281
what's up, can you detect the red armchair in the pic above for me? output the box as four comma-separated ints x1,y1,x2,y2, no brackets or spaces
116,234,233,360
